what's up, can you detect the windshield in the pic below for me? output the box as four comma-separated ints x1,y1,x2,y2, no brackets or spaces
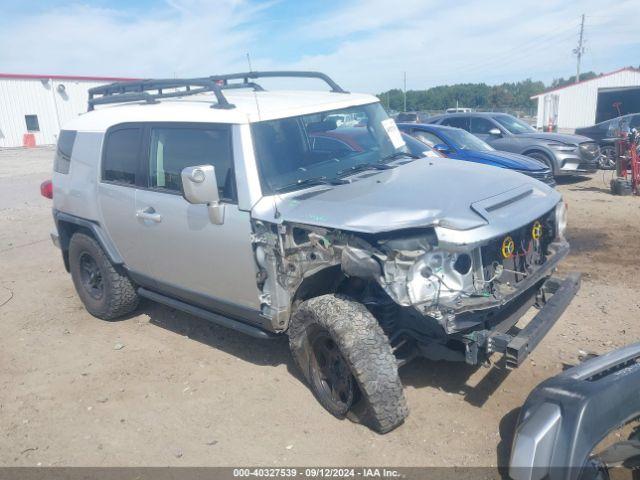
493,114,536,134
445,128,494,151
252,103,410,193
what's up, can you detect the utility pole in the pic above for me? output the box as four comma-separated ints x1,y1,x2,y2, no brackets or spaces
403,71,407,112
573,14,585,83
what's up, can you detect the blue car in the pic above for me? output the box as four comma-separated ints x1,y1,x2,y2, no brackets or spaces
397,123,556,186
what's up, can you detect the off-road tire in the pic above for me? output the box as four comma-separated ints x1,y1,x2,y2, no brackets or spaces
69,233,139,320
289,294,408,433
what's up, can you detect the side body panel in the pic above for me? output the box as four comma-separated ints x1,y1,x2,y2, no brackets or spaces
133,188,262,310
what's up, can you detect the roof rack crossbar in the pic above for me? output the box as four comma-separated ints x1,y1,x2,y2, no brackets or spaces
87,78,234,111
86,71,347,111
209,71,348,94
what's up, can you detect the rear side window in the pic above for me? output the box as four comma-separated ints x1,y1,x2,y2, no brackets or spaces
441,117,470,130
102,128,142,185
53,130,77,174
148,126,235,201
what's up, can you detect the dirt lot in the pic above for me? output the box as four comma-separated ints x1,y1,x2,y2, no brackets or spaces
1,147,639,468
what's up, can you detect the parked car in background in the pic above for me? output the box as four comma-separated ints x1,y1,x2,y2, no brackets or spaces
310,126,441,159
426,112,599,178
445,107,472,113
395,111,421,123
398,123,556,186
575,113,640,169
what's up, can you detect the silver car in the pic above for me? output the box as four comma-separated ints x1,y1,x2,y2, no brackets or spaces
45,72,579,433
427,112,600,177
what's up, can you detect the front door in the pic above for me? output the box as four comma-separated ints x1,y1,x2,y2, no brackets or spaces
132,123,262,315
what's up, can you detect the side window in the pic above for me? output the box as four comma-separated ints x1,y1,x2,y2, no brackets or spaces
53,130,77,174
412,130,441,147
441,117,469,130
470,117,496,134
25,115,40,132
148,126,235,202
102,128,142,186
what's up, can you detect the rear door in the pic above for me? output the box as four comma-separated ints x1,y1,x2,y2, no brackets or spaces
97,125,148,273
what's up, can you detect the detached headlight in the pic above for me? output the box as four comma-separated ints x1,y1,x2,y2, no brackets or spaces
547,142,575,153
555,201,568,240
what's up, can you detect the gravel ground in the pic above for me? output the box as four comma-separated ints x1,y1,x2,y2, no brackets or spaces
1,147,639,468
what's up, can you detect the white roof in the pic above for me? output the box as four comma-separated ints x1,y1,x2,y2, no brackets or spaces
64,89,378,132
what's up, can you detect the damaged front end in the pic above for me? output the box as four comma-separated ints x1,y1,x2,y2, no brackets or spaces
252,201,576,368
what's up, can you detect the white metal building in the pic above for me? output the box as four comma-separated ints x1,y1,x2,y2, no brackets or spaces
0,73,138,148
532,67,640,132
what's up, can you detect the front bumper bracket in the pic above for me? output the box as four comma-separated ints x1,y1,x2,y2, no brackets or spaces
486,272,581,368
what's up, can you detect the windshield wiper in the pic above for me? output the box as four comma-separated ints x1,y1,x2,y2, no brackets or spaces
337,162,394,177
274,176,349,193
379,151,421,163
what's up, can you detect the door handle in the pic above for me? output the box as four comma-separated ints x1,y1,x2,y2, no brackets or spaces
136,207,162,223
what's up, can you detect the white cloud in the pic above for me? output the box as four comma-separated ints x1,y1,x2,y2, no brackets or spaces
282,0,640,92
0,0,638,93
0,0,264,77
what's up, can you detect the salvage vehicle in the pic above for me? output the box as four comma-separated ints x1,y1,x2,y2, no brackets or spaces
426,112,599,178
510,342,640,480
43,71,579,433
397,123,556,186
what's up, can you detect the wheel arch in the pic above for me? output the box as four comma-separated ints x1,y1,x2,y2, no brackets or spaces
292,265,345,305
54,211,123,271
521,148,556,172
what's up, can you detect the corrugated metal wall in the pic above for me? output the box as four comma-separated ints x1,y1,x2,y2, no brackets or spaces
535,70,640,131
0,78,105,148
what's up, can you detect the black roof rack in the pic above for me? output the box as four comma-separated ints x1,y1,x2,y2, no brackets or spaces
87,71,347,111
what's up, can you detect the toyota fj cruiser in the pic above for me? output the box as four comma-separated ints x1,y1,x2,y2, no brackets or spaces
46,71,580,433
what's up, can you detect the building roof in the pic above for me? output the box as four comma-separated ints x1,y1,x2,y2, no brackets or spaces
64,89,379,130
0,73,140,82
531,67,640,98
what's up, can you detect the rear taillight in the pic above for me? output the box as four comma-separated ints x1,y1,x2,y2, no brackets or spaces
40,179,53,199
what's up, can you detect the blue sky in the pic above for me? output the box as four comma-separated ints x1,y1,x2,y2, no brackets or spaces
0,0,638,93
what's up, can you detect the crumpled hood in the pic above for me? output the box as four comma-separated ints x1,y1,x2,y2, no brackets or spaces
252,158,560,235
515,132,593,145
457,150,548,172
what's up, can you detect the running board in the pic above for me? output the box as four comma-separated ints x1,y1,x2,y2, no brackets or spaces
138,287,278,340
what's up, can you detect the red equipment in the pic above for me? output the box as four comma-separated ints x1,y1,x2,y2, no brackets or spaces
612,129,640,195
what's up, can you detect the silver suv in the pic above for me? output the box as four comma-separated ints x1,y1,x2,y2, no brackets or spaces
47,71,579,433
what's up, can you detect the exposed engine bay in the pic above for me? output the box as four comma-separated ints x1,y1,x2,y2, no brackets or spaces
251,203,567,355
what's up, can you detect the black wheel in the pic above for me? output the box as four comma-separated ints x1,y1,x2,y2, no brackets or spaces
309,328,356,415
289,294,408,433
69,233,139,320
598,146,617,170
526,151,555,172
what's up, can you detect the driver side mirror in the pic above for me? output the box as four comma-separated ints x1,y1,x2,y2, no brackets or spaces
489,128,502,136
181,165,225,225
433,143,451,155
